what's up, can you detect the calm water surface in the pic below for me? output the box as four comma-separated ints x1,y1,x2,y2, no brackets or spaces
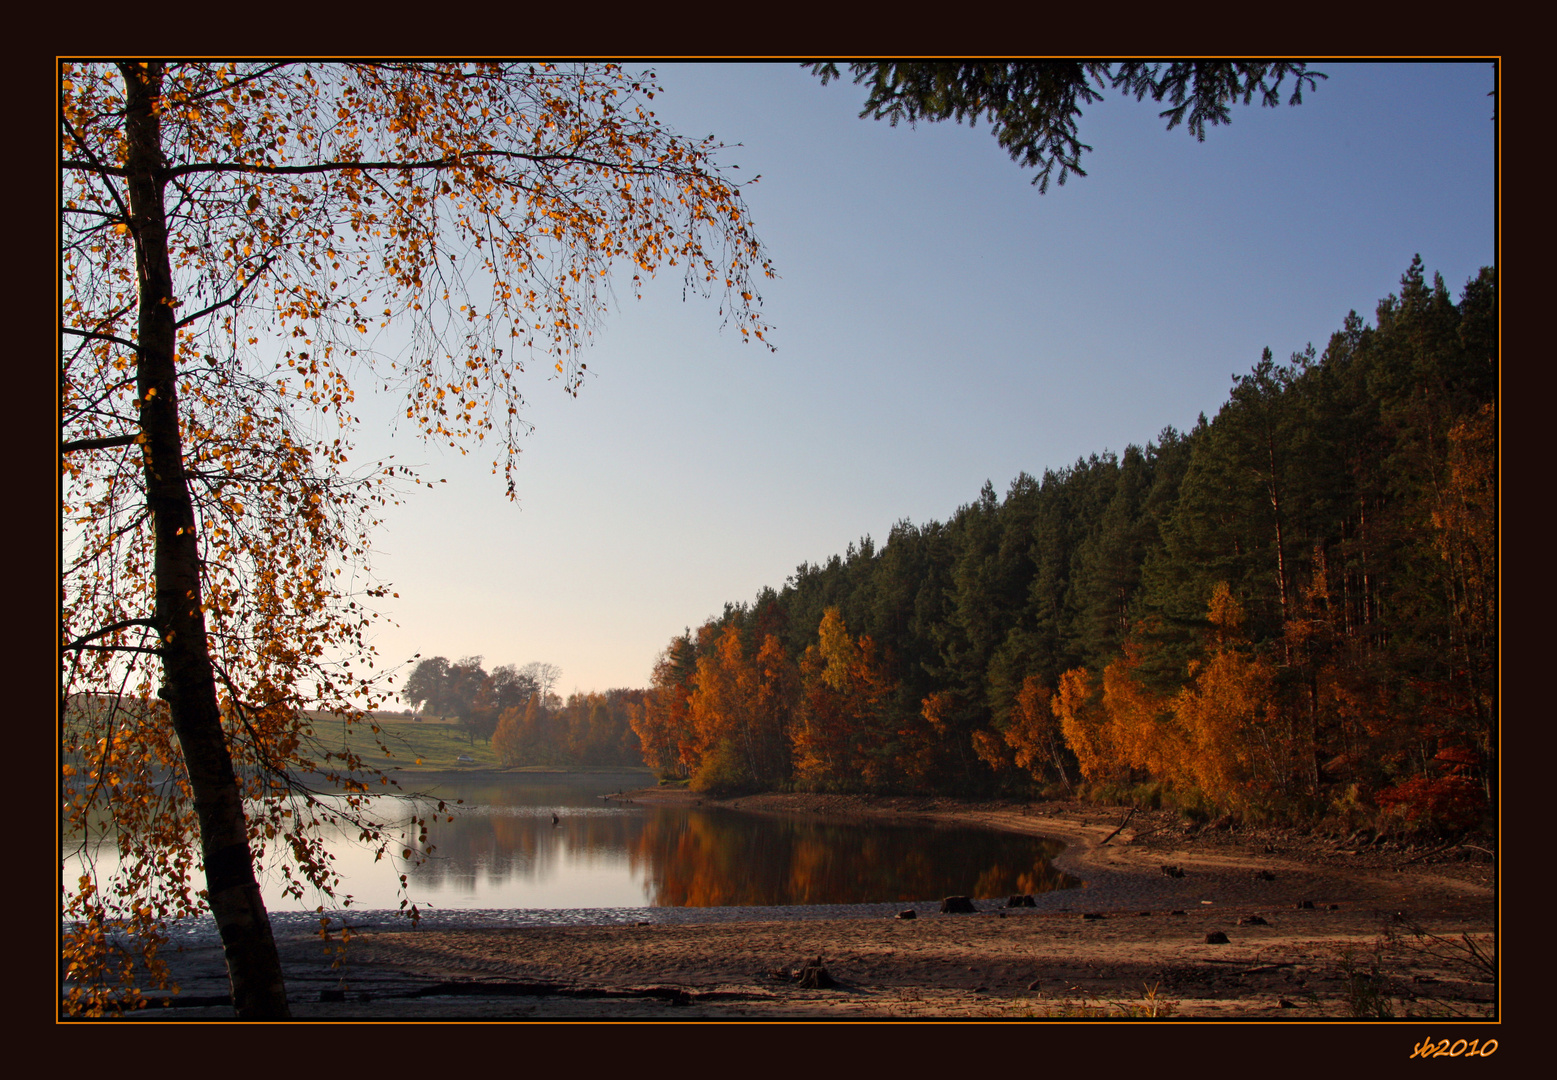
65,772,1080,912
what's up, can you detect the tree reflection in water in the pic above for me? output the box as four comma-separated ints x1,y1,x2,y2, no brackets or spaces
626,807,1079,907
69,775,1079,911
389,778,1082,909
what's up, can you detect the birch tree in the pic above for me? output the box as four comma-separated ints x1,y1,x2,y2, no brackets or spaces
60,60,771,1016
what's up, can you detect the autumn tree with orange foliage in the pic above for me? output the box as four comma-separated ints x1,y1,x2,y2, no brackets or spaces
1045,587,1308,812
687,625,753,792
1100,643,1181,785
61,61,771,1016
630,632,698,780
909,691,968,788
975,675,1073,791
749,632,801,782
1431,402,1497,778
793,608,896,789
1050,668,1119,784
681,625,797,793
491,700,531,766
1167,584,1308,814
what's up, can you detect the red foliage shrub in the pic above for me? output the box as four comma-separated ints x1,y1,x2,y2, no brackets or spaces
1375,775,1485,834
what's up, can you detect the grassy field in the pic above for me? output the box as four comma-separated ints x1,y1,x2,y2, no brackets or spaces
64,701,646,780
308,712,498,772
307,713,650,778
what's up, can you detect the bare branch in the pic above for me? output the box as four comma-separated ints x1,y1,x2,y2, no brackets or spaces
59,111,133,225
179,63,291,104
62,434,140,454
65,618,159,652
165,148,700,182
175,254,279,329
61,159,129,176
74,643,165,656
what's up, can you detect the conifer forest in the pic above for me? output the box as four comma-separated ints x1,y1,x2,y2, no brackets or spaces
628,259,1496,833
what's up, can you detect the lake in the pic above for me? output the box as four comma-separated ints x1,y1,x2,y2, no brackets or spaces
64,771,1081,916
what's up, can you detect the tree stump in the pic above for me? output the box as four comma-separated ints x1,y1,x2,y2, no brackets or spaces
796,957,836,989
941,896,977,914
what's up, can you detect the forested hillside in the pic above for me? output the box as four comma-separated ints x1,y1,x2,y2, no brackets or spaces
630,259,1496,832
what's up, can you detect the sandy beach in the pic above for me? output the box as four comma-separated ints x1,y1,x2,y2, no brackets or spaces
113,790,1496,1021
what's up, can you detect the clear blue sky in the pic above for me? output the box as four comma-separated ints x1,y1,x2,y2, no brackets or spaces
350,61,1496,702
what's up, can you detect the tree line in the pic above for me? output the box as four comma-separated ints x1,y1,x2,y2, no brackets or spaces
631,258,1496,833
402,656,645,767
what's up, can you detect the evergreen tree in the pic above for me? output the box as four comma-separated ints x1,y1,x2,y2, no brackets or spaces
808,62,1324,192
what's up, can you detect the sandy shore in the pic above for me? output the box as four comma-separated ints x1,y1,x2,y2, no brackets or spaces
113,790,1496,1021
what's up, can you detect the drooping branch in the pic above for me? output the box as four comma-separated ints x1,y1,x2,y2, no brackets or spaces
62,326,141,353
64,301,139,345
210,662,312,794
61,374,138,420
59,111,133,221
65,618,160,652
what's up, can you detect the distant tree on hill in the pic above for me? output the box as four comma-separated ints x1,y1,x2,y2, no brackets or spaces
521,662,562,701
402,656,451,718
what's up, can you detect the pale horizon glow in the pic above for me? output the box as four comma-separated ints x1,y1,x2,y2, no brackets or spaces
339,62,1494,702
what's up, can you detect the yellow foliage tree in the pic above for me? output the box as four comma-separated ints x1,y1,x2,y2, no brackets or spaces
687,625,750,790
1170,584,1300,813
1101,644,1182,782
491,699,535,767
1051,667,1121,784
61,62,771,1016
